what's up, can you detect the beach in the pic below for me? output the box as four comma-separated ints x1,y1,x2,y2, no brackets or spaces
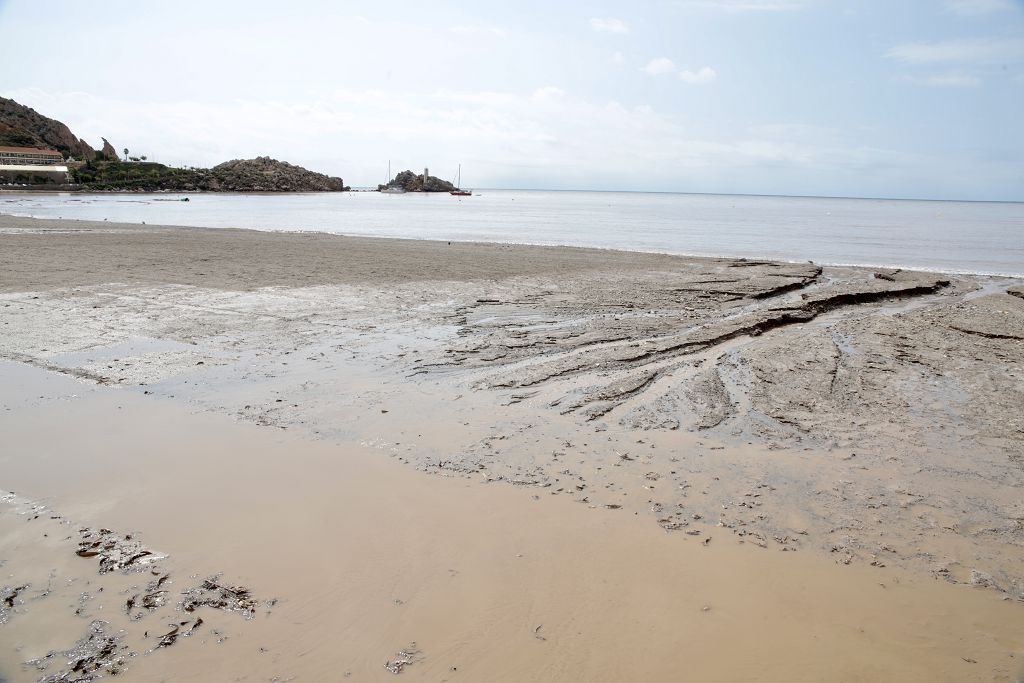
2,213,1024,681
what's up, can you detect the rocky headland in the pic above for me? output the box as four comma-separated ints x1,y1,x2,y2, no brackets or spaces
1,96,347,192
378,169,457,192
0,96,96,160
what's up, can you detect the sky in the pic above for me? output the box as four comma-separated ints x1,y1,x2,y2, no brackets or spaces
0,0,1022,200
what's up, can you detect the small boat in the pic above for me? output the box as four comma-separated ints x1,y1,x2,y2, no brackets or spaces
381,160,407,194
450,164,471,196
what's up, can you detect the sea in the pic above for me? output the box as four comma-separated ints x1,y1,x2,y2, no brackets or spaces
2,190,1022,277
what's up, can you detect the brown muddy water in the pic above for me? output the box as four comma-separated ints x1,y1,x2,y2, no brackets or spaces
1,362,1023,682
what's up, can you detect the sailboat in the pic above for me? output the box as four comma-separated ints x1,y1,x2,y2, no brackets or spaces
381,160,406,194
450,164,471,196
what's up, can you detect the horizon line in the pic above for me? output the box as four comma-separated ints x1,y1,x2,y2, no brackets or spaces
347,185,1024,204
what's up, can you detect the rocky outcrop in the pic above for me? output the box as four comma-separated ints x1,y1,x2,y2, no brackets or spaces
101,137,120,163
209,157,345,192
0,96,95,160
380,169,456,192
70,157,347,192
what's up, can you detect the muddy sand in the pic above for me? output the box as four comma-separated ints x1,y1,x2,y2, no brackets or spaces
1,214,1023,681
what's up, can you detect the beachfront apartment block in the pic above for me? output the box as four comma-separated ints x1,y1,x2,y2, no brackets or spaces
0,146,70,184
0,146,66,166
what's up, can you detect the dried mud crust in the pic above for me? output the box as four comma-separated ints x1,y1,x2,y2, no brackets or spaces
413,264,1024,596
429,266,953,424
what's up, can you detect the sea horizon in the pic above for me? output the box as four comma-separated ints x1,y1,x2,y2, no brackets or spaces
346,186,1024,205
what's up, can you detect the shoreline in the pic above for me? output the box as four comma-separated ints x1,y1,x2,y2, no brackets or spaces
4,185,1023,205
2,212,1022,280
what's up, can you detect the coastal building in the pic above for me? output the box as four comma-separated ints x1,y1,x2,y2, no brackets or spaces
0,146,70,185
0,146,66,166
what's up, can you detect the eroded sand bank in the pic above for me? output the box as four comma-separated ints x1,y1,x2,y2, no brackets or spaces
1,215,1023,681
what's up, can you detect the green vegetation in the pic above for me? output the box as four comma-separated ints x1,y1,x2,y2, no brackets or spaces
66,157,348,192
70,160,210,191
0,124,39,148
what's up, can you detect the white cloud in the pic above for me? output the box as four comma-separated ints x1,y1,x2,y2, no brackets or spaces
676,0,809,11
902,71,981,87
450,24,505,37
886,37,1024,65
589,17,629,34
944,0,1018,15
610,51,626,69
679,66,718,84
532,86,565,99
642,57,676,75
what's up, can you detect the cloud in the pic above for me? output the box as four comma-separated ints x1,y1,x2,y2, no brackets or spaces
589,17,629,34
675,0,809,11
901,71,981,87
450,24,505,37
532,86,565,99
610,51,625,69
886,37,1024,65
679,66,718,84
642,57,676,75
944,0,1018,15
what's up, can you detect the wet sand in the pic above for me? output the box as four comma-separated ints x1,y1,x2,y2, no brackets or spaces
2,214,1023,681
3,362,1024,682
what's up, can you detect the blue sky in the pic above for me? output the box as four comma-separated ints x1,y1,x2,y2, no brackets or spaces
1,0,1021,199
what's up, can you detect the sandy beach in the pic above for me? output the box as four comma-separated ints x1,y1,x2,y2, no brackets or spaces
2,213,1024,682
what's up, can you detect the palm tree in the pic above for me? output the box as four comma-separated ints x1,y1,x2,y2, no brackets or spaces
123,148,129,162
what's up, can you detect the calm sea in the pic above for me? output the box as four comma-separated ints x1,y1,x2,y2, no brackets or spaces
2,190,1022,277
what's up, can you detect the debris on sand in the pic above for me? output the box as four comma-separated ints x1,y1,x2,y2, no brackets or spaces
153,617,204,649
76,527,166,574
126,573,170,619
0,583,29,623
27,620,129,682
1,492,270,681
179,577,261,618
384,643,420,674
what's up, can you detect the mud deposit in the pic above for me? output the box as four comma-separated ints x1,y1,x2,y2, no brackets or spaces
1,215,1023,681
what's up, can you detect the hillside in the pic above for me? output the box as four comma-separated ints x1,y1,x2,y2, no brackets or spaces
0,96,98,160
